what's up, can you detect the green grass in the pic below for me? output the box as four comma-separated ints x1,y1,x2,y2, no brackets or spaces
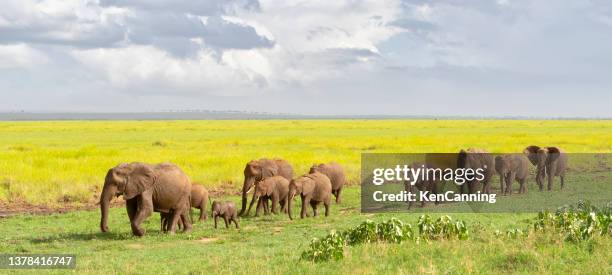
0,187,610,274
1,120,611,204
1,120,611,274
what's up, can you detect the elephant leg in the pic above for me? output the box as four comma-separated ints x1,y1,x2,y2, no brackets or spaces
271,194,279,214
126,197,138,223
520,178,527,194
199,205,206,222
301,196,310,219
180,212,192,233
167,209,183,234
324,197,331,217
536,171,544,191
214,216,218,229
232,216,240,229
310,200,319,217
560,175,564,190
246,191,258,216
263,199,270,214
335,188,342,204
223,216,229,229
160,212,166,232
256,197,264,217
131,193,153,236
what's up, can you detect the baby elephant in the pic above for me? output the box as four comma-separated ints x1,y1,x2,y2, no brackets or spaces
211,201,239,229
191,184,209,221
495,154,529,195
160,184,209,231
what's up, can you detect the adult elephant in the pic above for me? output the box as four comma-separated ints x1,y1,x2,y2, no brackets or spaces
456,148,495,194
99,162,192,236
309,162,346,203
523,146,567,191
239,158,293,216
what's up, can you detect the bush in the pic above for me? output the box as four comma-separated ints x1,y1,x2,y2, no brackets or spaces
533,200,611,242
301,217,466,262
417,215,469,241
301,218,415,262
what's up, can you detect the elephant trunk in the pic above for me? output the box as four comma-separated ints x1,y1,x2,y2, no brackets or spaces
240,177,255,215
287,189,295,220
99,183,117,233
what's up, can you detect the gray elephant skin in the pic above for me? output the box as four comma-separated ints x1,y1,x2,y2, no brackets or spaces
248,176,290,216
99,162,192,236
456,148,495,194
309,162,346,203
495,154,529,195
287,172,332,220
211,201,239,229
240,158,293,216
524,146,568,191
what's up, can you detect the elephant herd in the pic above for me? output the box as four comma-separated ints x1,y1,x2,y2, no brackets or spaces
99,159,346,236
406,145,568,208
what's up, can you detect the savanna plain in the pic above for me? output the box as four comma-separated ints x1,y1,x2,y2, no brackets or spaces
0,120,611,274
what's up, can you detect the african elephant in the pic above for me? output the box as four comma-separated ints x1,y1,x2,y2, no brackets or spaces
99,162,192,236
248,176,290,216
457,148,495,194
240,158,293,216
287,172,332,220
524,146,567,191
495,154,529,195
309,162,346,203
211,201,239,229
404,162,440,209
160,184,209,232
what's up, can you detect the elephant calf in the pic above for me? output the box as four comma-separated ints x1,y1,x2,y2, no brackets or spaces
495,154,529,195
249,176,290,217
404,162,441,209
288,172,332,220
309,162,346,204
161,184,209,232
211,201,239,229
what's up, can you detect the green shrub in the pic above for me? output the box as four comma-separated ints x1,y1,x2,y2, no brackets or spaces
533,200,611,242
301,218,416,262
302,217,465,262
417,215,469,241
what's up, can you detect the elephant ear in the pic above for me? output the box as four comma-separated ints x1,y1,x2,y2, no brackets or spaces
261,165,278,178
545,147,561,164
246,160,259,175
457,149,467,168
523,145,540,166
301,176,316,195
124,163,156,200
494,156,504,173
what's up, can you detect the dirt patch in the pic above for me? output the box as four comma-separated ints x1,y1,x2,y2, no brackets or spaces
0,181,242,217
205,181,241,197
196,237,219,244
0,197,125,218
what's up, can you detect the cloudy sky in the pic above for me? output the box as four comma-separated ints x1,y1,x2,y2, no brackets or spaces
0,0,611,117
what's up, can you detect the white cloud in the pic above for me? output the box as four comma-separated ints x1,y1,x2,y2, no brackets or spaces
0,44,48,69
